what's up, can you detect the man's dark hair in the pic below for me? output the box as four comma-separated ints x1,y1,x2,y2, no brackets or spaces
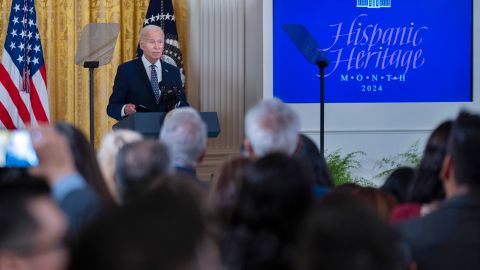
69,178,206,270
0,180,50,255
449,111,480,187
115,139,171,204
298,198,402,270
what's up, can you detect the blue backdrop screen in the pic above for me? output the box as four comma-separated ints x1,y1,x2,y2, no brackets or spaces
273,0,473,103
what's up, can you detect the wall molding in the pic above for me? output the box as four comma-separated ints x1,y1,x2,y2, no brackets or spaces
303,128,433,135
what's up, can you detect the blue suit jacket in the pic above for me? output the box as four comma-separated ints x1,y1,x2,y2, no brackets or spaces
107,58,188,120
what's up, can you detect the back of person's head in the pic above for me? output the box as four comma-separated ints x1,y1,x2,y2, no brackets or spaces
160,107,208,167
0,180,67,270
97,129,143,201
234,153,314,235
224,153,314,270
297,134,333,187
208,156,253,226
406,121,451,203
115,139,172,204
69,179,207,270
244,98,300,157
449,111,480,188
298,198,402,270
55,122,114,206
354,187,398,222
323,186,397,222
0,181,51,247
382,166,415,203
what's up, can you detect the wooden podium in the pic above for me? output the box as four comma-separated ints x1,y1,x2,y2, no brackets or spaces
112,112,220,138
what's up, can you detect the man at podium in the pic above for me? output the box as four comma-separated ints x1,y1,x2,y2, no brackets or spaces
107,25,189,121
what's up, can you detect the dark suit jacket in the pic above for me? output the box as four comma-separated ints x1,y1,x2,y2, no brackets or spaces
107,58,188,120
52,173,102,238
396,194,480,270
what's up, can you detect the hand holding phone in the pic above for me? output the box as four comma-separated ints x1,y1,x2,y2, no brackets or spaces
28,125,77,183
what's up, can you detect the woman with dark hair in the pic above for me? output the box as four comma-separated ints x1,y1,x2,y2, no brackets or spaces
222,153,314,270
297,134,334,189
208,156,253,227
55,122,115,207
382,166,415,203
391,120,451,223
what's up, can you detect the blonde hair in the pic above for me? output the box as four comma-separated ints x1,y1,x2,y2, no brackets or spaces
97,130,143,201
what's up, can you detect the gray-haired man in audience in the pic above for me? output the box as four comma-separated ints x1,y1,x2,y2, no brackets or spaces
244,98,301,158
160,107,208,186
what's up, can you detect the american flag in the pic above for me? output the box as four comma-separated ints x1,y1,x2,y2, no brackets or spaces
138,0,185,85
0,0,49,129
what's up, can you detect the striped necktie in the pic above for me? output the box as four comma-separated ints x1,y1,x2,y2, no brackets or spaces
150,64,160,104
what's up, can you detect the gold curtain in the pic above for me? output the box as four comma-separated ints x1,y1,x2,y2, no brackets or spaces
0,0,189,147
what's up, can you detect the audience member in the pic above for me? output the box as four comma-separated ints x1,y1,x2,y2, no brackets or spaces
397,111,480,270
0,181,68,270
406,121,451,204
244,98,300,158
159,107,208,185
56,122,115,207
323,185,397,222
297,134,333,196
69,179,215,270
97,129,143,202
382,167,415,204
208,156,253,227
391,121,451,223
29,125,101,237
223,153,314,270
115,139,171,204
298,198,403,270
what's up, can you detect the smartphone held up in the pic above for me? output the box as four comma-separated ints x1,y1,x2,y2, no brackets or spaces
0,130,38,168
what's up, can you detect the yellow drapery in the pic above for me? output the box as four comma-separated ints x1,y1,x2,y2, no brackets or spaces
0,0,189,147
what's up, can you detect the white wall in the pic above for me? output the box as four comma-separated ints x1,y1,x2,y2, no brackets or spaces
251,0,480,184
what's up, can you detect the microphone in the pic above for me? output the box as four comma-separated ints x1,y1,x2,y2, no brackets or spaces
173,86,182,108
159,84,177,112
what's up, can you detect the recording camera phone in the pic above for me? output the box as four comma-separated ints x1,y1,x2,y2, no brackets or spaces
0,130,39,168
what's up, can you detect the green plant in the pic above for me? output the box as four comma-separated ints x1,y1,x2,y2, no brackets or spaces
325,149,373,187
373,141,422,179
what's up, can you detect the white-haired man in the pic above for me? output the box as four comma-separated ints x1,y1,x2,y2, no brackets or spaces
107,25,188,121
159,107,208,186
244,98,301,157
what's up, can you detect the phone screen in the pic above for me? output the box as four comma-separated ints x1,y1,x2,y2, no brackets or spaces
0,130,39,168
